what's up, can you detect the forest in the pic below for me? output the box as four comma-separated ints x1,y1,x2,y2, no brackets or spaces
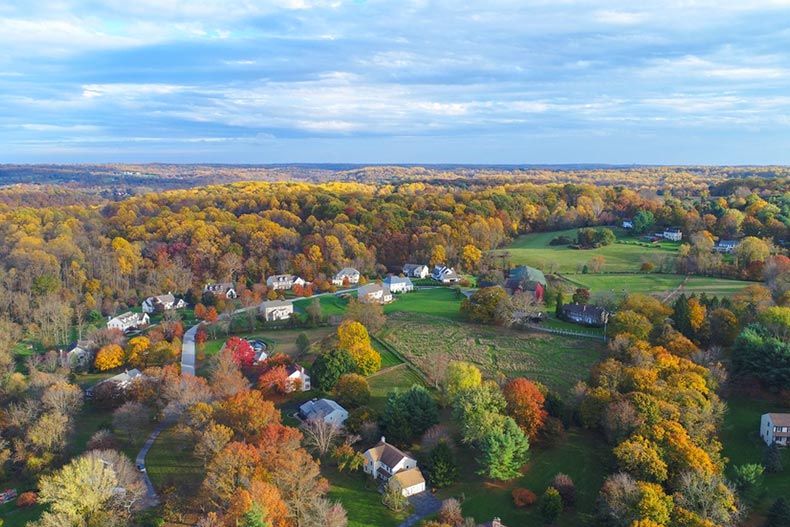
1,168,790,527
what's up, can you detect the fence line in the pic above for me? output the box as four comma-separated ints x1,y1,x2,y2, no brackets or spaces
521,322,608,342
370,335,432,385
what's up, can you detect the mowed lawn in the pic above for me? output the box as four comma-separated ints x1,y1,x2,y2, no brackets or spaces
384,287,465,320
146,426,205,494
293,294,349,317
367,364,427,411
380,313,602,393
720,395,790,520
323,464,410,527
492,228,681,273
444,430,610,527
561,273,753,298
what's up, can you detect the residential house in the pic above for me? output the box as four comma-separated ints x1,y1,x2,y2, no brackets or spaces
246,339,268,363
714,240,739,253
142,293,187,314
561,303,609,326
332,267,361,286
504,265,547,302
266,274,306,291
203,282,238,299
107,312,149,333
86,368,142,398
259,299,294,321
63,340,96,369
298,398,348,427
761,413,790,446
402,263,430,279
431,265,460,284
286,364,311,391
383,275,414,294
357,283,394,304
481,518,508,527
363,437,426,497
622,220,633,229
663,228,683,242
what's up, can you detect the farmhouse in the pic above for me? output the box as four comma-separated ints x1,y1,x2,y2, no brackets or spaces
86,368,142,398
299,398,348,427
713,240,739,253
363,437,426,496
357,283,394,304
402,263,430,279
332,267,361,286
259,299,294,321
561,303,609,326
107,312,149,333
286,364,311,391
431,265,460,284
761,413,790,446
63,340,96,368
204,282,238,299
266,274,306,291
663,228,683,242
142,293,186,314
383,275,414,293
504,265,547,302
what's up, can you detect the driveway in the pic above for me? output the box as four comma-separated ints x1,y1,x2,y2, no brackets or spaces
398,492,442,527
134,421,167,508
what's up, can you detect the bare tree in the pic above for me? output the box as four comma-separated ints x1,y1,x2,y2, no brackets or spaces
301,417,342,457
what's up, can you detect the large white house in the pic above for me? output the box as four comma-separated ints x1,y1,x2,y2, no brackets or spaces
332,267,361,286
266,274,306,291
203,282,238,299
663,228,683,242
761,413,790,446
363,437,426,497
107,312,149,333
142,293,187,314
86,368,142,398
299,398,348,427
357,283,393,304
431,265,460,284
259,299,294,321
286,364,311,391
383,275,414,294
402,263,430,279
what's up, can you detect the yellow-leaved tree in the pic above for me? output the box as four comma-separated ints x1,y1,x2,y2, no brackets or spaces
94,344,124,371
337,320,380,376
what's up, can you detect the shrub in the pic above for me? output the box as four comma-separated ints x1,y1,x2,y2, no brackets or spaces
551,473,576,506
512,487,538,508
550,235,574,246
540,486,563,523
16,492,37,507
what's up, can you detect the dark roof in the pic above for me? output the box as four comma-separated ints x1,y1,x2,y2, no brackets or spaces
562,303,607,318
366,439,412,468
507,266,547,287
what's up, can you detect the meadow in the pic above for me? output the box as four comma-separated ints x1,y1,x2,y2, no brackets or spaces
561,273,753,299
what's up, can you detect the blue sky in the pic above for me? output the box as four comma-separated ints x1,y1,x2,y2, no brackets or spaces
1,0,789,164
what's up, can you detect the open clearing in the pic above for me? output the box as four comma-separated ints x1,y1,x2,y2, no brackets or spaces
384,287,464,320
379,313,602,393
560,273,753,298
323,464,410,527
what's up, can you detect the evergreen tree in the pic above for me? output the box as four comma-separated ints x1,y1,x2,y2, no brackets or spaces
765,497,790,527
540,486,563,524
764,442,784,473
426,439,458,488
311,348,357,391
477,417,529,480
672,294,692,338
555,292,564,319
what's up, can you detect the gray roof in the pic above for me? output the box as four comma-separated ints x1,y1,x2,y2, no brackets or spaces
384,276,413,286
300,398,345,418
260,299,293,309
508,266,547,287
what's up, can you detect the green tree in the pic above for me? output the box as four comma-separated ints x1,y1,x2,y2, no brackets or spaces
765,497,790,527
477,417,529,480
764,442,783,473
445,361,482,398
332,373,371,409
732,463,764,492
295,332,311,354
631,210,656,235
381,480,408,512
540,486,563,524
311,349,357,391
381,385,439,446
425,440,457,488
555,291,564,319
460,286,510,325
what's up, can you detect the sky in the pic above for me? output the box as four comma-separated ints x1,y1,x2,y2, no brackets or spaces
1,0,790,164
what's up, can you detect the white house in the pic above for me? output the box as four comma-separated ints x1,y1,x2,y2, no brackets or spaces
299,398,348,427
402,263,430,279
431,265,460,284
761,413,790,446
332,267,361,286
204,282,238,299
286,364,311,391
622,220,633,229
363,437,426,497
663,228,683,242
142,293,187,314
64,340,95,368
86,368,142,397
259,299,294,321
714,240,739,254
383,275,414,294
357,283,393,304
107,312,149,333
266,274,306,291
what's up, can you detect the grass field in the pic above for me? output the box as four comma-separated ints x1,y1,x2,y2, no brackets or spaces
380,313,602,393
560,273,753,298
441,430,609,526
493,228,681,274
323,464,411,527
368,364,427,411
293,294,349,317
146,426,204,493
720,395,790,522
384,288,464,320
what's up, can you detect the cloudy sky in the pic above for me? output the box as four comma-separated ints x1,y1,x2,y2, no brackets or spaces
1,0,789,164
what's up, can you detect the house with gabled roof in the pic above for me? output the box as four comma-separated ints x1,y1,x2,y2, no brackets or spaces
266,274,306,291
761,413,790,446
561,303,609,327
142,293,187,314
431,265,460,284
286,364,311,391
259,299,293,321
504,265,547,302
332,267,361,286
107,312,149,333
299,398,348,427
402,263,430,279
203,282,238,299
357,283,393,304
363,437,426,497
383,275,414,294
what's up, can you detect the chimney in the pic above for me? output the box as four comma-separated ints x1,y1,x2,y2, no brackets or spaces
492,518,502,527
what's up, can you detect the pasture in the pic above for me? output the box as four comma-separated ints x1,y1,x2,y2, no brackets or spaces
379,313,602,393
384,287,464,320
560,273,753,299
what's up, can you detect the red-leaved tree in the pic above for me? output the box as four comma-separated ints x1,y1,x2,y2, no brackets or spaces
225,337,255,369
503,378,548,440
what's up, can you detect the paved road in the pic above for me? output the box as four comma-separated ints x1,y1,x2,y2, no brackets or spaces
181,322,200,376
398,492,442,527
135,421,167,508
